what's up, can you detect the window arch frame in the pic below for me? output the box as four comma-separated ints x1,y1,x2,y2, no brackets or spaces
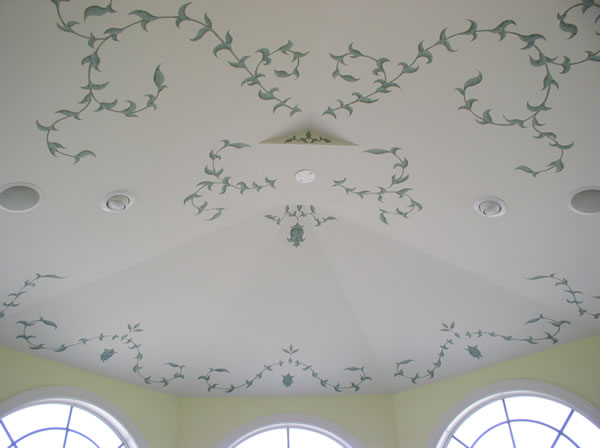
216,413,366,448
427,379,600,448
0,386,147,448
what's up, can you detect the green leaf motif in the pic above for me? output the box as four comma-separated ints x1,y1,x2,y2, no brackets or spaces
84,4,115,21
265,205,335,247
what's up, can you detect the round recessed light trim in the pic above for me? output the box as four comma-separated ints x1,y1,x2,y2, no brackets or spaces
569,186,600,215
0,183,42,213
295,169,316,184
474,196,507,218
101,190,135,213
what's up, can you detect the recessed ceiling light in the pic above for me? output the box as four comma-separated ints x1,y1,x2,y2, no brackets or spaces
569,187,600,215
0,183,42,213
295,169,316,184
101,190,135,213
474,196,506,218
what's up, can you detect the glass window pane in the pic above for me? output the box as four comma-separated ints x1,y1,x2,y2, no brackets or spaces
511,421,558,447
2,404,70,441
236,428,287,448
563,411,600,448
553,435,578,448
0,424,12,448
65,430,99,448
453,400,507,446
69,407,121,447
15,428,66,448
289,428,344,448
472,423,513,448
504,396,571,429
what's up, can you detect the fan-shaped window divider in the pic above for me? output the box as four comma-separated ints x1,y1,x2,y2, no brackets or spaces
0,387,143,448
432,380,600,448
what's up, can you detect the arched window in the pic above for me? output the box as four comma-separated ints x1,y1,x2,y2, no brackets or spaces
0,387,144,448
217,414,363,448
432,380,600,448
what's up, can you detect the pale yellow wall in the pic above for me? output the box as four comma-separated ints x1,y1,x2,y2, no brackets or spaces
391,335,600,447
0,346,180,448
177,394,399,448
1,336,599,448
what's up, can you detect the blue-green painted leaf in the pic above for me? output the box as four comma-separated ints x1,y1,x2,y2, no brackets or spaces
364,148,389,155
396,359,414,366
490,19,516,40
191,27,211,41
258,88,279,101
557,13,578,39
476,109,493,124
461,19,478,40
56,109,81,120
203,13,212,28
353,92,378,103
514,165,537,176
518,33,546,50
373,57,390,75
398,62,418,74
213,38,232,57
274,69,292,78
81,53,100,71
40,318,57,329
82,81,109,91
153,65,166,91
130,10,158,25
36,121,57,132
74,150,96,164
323,107,336,118
340,74,359,82
458,98,478,111
526,100,551,112
543,72,558,90
416,41,433,63
438,29,457,52
585,50,600,62
121,101,137,117
227,142,250,149
208,209,223,221
379,211,388,224
549,141,574,151
104,27,123,41
503,116,526,128
176,2,191,28
462,71,482,93
47,141,65,156
84,4,115,21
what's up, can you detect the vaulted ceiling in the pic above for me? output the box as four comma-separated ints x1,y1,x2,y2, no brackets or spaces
0,0,598,396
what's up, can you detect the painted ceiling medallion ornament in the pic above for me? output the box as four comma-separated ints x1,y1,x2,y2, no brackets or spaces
324,3,600,176
393,274,598,385
184,140,277,220
332,147,422,224
265,205,336,247
38,1,307,162
285,131,332,144
197,345,371,393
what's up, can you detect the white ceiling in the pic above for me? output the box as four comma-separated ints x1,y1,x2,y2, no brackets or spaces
0,0,598,396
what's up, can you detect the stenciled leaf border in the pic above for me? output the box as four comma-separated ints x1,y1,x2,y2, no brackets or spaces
38,0,308,162
265,205,336,247
323,2,600,176
198,345,371,393
184,139,277,220
393,274,599,384
332,147,422,224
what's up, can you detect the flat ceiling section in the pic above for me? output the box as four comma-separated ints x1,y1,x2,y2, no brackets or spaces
0,0,598,396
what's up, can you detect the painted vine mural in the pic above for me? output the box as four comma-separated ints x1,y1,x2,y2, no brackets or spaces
198,345,371,393
324,2,600,176
37,0,307,162
394,275,599,384
265,205,336,247
184,140,277,220
284,131,333,144
0,274,65,319
332,147,422,224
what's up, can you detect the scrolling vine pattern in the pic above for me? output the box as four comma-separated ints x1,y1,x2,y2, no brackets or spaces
198,345,371,392
332,147,422,224
393,274,598,384
184,140,277,220
0,274,65,319
324,3,600,176
37,0,307,162
284,131,333,144
265,205,336,247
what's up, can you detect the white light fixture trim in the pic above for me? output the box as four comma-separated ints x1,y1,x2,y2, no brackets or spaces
474,196,507,218
569,186,600,215
0,183,42,213
101,190,135,213
295,169,316,184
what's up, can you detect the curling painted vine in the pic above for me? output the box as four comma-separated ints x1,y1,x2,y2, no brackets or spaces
1,274,64,319
324,2,600,176
393,274,598,385
16,319,186,387
38,0,307,162
332,147,422,224
184,140,277,220
198,345,371,393
265,205,336,247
